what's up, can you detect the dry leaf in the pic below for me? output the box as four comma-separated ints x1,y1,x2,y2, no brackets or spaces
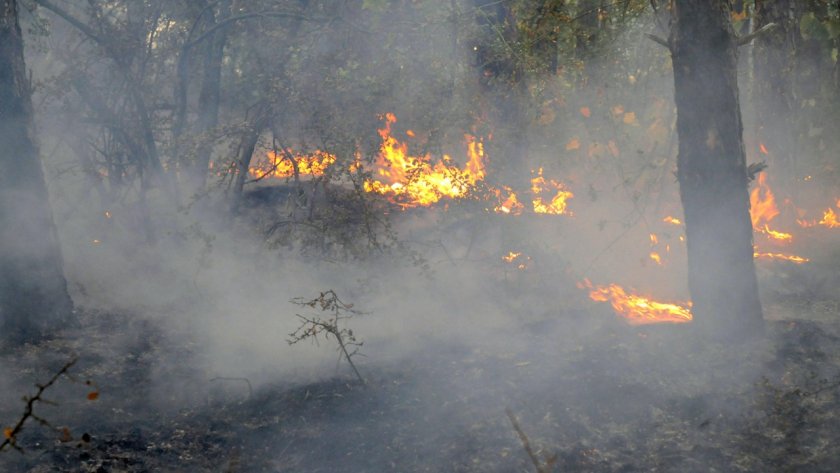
566,138,581,151
87,391,99,401
579,107,591,118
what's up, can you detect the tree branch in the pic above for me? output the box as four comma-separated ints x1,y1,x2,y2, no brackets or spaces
737,22,778,46
1,358,78,452
33,0,101,43
645,33,670,49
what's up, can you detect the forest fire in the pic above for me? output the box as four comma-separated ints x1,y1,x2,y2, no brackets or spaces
753,251,810,264
798,204,840,229
249,150,336,179
248,113,576,214
750,173,791,243
530,168,574,215
579,279,692,325
362,113,486,208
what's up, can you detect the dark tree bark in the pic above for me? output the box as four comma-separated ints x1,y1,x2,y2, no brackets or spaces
668,0,764,338
753,0,797,191
0,0,73,342
189,0,232,195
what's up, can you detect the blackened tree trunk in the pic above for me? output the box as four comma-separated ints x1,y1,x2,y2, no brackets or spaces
0,0,73,342
753,0,797,192
668,0,763,338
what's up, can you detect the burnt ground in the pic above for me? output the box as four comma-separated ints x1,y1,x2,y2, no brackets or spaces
2,286,840,472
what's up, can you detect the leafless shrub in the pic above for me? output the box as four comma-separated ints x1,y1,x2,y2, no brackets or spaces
288,290,366,385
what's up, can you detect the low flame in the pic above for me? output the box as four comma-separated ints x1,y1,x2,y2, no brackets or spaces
531,168,574,215
493,186,525,215
760,225,793,243
796,204,840,229
250,150,336,179
579,279,692,325
753,251,810,264
662,216,682,225
246,113,575,214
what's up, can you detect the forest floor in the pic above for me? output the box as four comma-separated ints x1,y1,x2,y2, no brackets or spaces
2,287,840,472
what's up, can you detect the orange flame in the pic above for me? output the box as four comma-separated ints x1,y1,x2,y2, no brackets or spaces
502,251,530,270
493,187,525,215
363,113,486,208
662,216,682,225
579,279,692,325
531,168,573,215
753,251,809,264
819,208,839,228
250,150,336,179
750,173,779,228
761,225,793,243
796,204,840,229
649,252,662,265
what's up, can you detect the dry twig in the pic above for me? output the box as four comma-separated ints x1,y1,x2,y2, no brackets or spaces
1,358,79,452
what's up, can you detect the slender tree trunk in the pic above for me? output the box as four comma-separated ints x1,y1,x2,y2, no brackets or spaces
669,0,764,338
189,0,231,195
230,110,270,212
0,0,73,342
753,0,797,192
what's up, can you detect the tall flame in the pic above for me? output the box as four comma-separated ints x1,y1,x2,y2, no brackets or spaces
750,173,780,228
579,279,692,325
363,113,486,208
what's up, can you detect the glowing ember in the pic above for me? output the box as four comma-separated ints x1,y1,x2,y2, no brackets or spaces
502,251,529,270
579,279,692,325
753,251,810,264
363,113,486,208
662,216,682,225
759,142,769,155
250,150,336,179
649,252,662,265
530,168,573,215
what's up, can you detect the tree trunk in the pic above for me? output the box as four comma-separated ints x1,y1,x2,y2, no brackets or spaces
0,0,73,342
753,0,797,192
189,0,232,195
668,0,764,339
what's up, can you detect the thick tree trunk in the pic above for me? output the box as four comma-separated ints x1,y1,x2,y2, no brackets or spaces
0,0,73,342
753,0,796,191
669,0,763,338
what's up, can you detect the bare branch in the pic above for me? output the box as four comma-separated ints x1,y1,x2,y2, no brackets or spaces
645,33,670,49
1,358,79,452
506,408,557,473
737,22,778,46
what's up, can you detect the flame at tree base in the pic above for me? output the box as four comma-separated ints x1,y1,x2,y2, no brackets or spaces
579,279,693,325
